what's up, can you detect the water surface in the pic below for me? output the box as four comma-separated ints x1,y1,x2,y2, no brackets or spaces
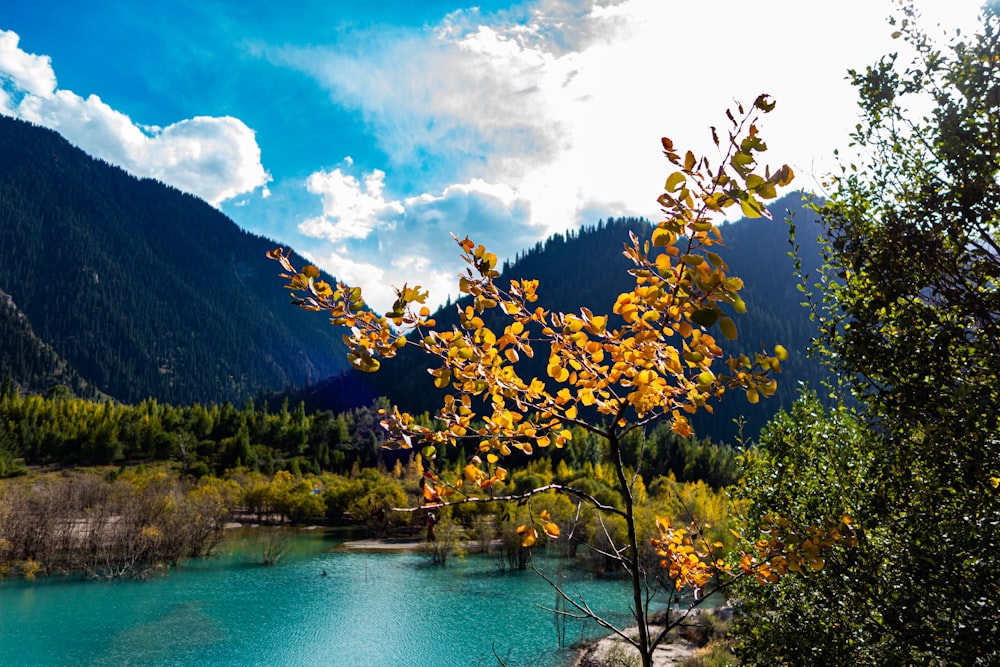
1,529,657,666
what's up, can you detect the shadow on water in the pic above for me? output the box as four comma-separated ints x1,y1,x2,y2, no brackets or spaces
94,600,221,666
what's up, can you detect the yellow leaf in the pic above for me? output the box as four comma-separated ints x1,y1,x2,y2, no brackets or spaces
543,522,560,538
433,369,451,389
422,484,439,502
665,171,686,193
651,228,673,247
740,197,763,219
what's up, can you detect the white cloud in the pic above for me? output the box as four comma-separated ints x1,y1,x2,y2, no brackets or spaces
298,165,538,312
0,29,269,207
302,247,397,315
298,166,405,242
284,0,987,228
284,0,988,316
0,30,56,96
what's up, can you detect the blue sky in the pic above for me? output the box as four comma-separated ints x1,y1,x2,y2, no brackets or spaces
0,0,984,312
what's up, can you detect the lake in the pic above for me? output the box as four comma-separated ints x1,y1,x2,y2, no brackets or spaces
0,528,665,666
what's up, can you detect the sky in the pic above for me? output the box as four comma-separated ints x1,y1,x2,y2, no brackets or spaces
0,0,986,312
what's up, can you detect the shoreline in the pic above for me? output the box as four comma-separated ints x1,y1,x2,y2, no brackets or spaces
570,629,699,667
570,606,732,667
337,537,427,551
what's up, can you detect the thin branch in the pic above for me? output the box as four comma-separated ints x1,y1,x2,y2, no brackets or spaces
389,483,627,519
532,565,639,650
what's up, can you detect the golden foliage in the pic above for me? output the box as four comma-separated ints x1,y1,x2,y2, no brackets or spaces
269,95,834,591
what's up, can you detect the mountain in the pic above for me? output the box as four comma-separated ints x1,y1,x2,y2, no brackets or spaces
289,193,829,444
0,115,348,404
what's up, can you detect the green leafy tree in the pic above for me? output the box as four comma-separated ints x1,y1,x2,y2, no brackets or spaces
730,394,876,664
746,3,1000,663
270,97,851,667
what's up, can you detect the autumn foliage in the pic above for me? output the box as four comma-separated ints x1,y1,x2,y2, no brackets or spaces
271,95,846,666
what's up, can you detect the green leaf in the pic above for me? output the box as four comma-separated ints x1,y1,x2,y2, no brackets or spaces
680,254,705,267
754,94,776,112
691,308,720,328
719,316,738,340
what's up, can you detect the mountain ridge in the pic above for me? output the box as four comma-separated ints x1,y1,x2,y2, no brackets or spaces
0,114,348,404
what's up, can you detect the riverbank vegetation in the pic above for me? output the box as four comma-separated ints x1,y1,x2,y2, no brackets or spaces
0,442,736,583
0,373,746,581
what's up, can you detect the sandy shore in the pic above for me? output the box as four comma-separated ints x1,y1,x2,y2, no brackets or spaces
571,606,732,667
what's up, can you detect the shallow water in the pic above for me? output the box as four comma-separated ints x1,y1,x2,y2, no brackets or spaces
0,529,661,666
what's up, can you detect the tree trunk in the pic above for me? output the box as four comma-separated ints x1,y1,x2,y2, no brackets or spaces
609,431,652,667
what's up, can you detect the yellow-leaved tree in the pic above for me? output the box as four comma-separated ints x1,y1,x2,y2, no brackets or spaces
269,95,853,667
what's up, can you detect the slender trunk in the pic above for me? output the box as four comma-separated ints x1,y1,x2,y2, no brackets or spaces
608,431,652,667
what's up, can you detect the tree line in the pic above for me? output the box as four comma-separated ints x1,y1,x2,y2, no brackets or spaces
0,379,739,487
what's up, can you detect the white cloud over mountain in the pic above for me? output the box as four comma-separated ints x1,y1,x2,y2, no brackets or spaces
0,29,269,207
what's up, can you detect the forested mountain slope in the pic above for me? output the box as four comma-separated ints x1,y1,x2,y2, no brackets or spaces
0,116,348,404
292,192,828,444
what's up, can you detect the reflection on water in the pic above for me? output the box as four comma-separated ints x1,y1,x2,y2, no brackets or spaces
0,528,660,667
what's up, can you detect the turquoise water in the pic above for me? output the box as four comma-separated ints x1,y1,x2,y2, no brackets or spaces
0,530,656,666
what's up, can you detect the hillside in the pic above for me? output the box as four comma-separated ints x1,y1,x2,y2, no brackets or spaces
290,193,828,444
0,115,348,405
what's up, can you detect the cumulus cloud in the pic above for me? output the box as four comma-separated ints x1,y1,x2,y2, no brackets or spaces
298,166,404,242
0,30,56,97
285,0,989,314
0,29,269,207
298,165,538,312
